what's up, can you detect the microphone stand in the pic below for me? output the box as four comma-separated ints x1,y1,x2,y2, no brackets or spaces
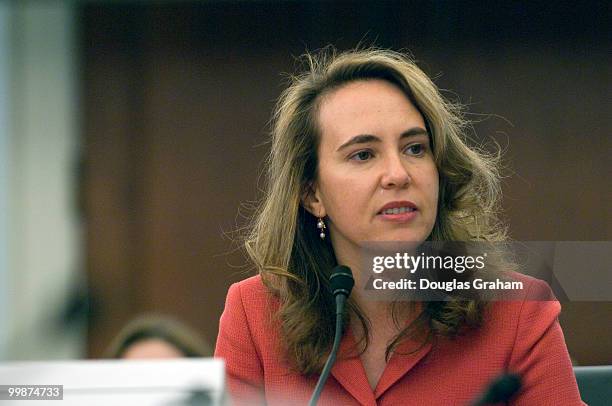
308,266,354,406
308,295,346,406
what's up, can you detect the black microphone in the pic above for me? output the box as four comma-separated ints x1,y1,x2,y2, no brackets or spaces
472,373,522,405
308,265,354,406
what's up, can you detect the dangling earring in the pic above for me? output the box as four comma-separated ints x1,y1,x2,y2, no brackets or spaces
317,217,326,240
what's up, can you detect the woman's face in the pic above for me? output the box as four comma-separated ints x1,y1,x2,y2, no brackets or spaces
305,79,439,261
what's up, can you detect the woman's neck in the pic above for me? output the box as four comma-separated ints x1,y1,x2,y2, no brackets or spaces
333,241,420,332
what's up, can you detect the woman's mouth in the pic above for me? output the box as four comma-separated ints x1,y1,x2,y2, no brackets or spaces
381,207,416,215
377,205,418,222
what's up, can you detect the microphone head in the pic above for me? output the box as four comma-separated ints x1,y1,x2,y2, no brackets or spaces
329,266,354,297
483,373,522,403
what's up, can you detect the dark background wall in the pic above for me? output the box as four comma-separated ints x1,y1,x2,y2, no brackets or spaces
80,1,611,363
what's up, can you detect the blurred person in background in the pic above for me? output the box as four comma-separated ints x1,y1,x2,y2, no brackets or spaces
106,315,211,359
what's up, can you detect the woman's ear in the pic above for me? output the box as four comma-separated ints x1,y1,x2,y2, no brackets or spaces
301,182,326,218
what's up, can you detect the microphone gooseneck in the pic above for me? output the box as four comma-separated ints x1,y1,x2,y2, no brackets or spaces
308,265,354,406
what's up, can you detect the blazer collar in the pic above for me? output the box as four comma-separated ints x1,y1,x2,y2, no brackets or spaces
374,336,432,399
331,328,432,405
331,329,377,406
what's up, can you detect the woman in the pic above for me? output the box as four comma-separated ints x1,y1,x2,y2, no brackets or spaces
215,48,583,405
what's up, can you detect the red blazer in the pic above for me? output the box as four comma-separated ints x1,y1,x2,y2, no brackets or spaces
215,275,584,405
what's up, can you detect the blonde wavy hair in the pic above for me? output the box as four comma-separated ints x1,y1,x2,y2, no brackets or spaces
245,47,507,374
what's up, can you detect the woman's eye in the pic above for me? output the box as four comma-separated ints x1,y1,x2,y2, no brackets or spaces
350,150,374,161
405,143,425,156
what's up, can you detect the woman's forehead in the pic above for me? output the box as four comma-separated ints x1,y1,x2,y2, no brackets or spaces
316,80,425,148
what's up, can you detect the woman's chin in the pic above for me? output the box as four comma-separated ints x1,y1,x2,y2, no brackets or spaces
370,232,427,243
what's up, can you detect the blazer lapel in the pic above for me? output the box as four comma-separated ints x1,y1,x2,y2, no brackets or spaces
331,330,377,406
374,337,432,399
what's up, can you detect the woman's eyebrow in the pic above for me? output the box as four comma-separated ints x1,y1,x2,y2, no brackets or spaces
336,127,428,152
336,134,380,152
399,127,429,140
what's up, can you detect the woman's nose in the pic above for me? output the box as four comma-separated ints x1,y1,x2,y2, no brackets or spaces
380,154,411,189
